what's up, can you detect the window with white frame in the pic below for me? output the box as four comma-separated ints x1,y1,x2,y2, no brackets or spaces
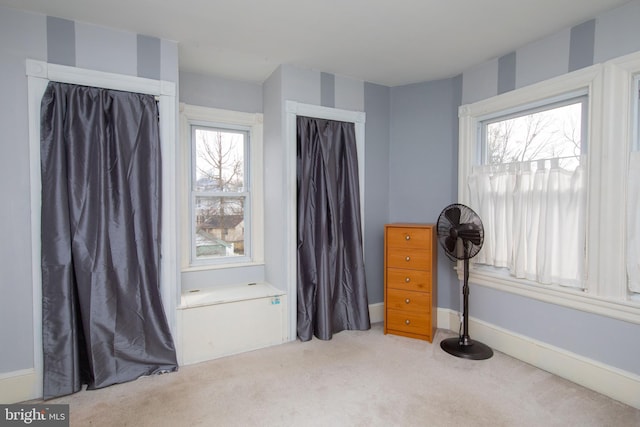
192,125,249,261
459,62,640,324
470,94,588,289
180,104,263,268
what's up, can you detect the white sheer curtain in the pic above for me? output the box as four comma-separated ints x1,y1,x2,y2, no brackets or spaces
468,158,586,288
628,151,640,293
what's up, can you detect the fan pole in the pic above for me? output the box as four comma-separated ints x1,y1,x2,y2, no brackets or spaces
461,257,471,346
439,246,493,360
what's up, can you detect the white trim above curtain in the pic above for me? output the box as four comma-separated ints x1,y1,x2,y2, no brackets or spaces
468,157,586,289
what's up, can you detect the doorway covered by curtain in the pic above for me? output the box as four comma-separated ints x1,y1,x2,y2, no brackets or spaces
40,82,178,400
296,115,370,341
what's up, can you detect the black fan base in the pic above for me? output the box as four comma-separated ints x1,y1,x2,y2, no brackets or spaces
440,337,494,360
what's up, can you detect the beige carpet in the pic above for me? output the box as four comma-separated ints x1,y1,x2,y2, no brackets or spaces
45,323,639,426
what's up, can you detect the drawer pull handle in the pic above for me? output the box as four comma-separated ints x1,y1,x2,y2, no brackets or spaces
405,319,411,325
405,235,411,241
405,277,410,283
405,298,410,304
405,256,410,262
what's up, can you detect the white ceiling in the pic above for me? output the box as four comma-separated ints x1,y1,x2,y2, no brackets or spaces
0,0,632,86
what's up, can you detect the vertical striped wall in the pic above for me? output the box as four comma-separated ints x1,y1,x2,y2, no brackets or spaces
318,70,365,111
45,16,177,82
462,20,593,104
320,72,335,108
263,63,384,306
462,1,640,105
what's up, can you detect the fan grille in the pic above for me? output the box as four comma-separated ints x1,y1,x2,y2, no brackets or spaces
436,203,484,260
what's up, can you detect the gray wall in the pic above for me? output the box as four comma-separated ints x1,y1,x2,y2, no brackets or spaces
457,0,640,375
363,83,390,303
0,5,178,376
180,71,262,113
388,77,462,309
0,6,46,375
262,66,286,296
262,64,390,308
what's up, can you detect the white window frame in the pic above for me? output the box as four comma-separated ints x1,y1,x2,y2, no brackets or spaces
179,103,264,271
190,124,251,265
479,94,589,166
459,62,640,325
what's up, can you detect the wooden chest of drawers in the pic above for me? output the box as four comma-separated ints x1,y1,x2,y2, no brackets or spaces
384,223,437,342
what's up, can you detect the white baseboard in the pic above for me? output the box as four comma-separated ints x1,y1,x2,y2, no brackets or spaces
436,308,640,409
0,369,39,403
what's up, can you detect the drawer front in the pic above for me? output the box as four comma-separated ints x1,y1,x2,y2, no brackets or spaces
386,227,431,250
386,248,431,270
386,309,430,335
386,268,431,292
386,289,430,314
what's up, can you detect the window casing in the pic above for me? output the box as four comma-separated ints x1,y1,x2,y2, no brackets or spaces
180,104,264,270
459,62,640,324
628,76,640,300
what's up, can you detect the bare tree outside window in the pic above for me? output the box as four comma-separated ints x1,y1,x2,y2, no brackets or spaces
195,129,244,192
485,102,583,170
193,127,248,259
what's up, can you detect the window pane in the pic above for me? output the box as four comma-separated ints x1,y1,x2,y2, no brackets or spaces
195,196,246,259
484,102,583,170
194,127,245,192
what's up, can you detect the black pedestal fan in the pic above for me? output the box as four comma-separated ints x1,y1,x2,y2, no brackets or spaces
437,203,493,360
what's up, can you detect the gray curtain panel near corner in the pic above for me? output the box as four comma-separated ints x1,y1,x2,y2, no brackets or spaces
296,116,371,341
40,82,178,400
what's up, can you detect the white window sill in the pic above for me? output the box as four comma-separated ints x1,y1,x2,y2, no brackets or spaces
179,282,284,309
181,261,265,273
459,266,640,325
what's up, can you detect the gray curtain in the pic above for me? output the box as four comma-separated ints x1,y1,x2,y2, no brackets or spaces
40,82,177,400
296,116,371,341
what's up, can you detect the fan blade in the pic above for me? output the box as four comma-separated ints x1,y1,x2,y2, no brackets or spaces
458,226,482,246
445,206,461,227
445,235,457,253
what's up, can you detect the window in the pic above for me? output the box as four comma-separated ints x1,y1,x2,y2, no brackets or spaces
192,125,249,261
470,95,587,289
459,63,640,324
180,104,263,268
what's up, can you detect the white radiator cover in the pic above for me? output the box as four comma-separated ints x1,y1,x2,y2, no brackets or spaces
178,283,288,365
